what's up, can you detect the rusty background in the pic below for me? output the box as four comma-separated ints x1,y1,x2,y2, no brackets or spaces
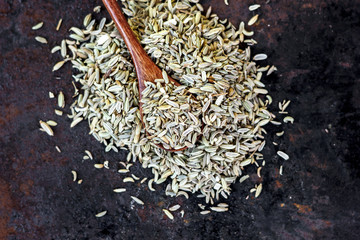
1,0,360,239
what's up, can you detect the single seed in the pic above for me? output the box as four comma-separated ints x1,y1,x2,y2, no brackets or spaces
131,196,144,205
84,150,93,160
210,207,228,212
249,4,261,11
56,18,63,31
71,170,77,181
169,204,181,211
253,54,268,61
276,131,284,136
94,164,104,169
163,209,174,220
93,6,101,13
277,151,289,160
70,117,83,128
53,61,65,72
32,22,43,30
113,188,126,193
55,146,61,153
49,92,55,98
248,14,259,26
200,210,210,215
46,120,57,126
55,109,63,116
35,36,48,44
123,177,135,183
95,211,107,217
255,183,263,198
283,116,294,124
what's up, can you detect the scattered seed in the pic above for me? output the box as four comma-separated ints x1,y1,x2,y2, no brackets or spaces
93,6,101,13
51,46,61,54
163,209,174,220
257,167,262,178
94,164,104,169
53,61,65,71
55,146,61,152
61,40,67,58
239,175,250,183
95,211,107,217
123,177,135,183
249,4,261,11
70,117,83,128
104,160,109,169
283,116,294,124
217,203,229,208
35,36,48,44
56,18,63,31
113,188,126,193
46,120,57,126
148,179,155,191
39,120,54,136
276,131,284,137
253,54,268,61
169,204,181,211
32,22,43,30
55,109,63,116
131,196,144,205
267,65,277,75
200,210,211,215
71,170,77,181
255,183,263,198
84,150,93,160
210,207,228,212
248,14,259,26
277,151,289,160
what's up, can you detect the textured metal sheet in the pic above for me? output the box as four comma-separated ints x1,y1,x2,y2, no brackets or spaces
0,0,360,239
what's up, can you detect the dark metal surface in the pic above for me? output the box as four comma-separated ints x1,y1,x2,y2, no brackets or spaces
1,0,360,239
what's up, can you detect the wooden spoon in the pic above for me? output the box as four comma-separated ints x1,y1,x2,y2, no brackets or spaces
102,0,190,152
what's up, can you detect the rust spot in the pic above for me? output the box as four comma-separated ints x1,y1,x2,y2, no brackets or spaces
137,208,147,222
302,3,313,9
275,180,283,189
280,203,285,207
0,178,16,239
310,152,328,170
288,133,295,143
19,179,34,196
339,62,352,68
294,203,312,214
157,201,164,207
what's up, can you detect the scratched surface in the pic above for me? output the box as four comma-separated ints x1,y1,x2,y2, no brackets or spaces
1,0,360,239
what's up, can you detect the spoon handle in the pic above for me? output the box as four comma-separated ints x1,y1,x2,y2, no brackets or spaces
102,0,156,89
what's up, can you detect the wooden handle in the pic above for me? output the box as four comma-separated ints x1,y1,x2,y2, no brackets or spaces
102,0,147,60
102,0,156,90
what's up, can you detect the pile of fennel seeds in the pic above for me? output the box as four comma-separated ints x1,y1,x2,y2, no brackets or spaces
40,0,293,210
